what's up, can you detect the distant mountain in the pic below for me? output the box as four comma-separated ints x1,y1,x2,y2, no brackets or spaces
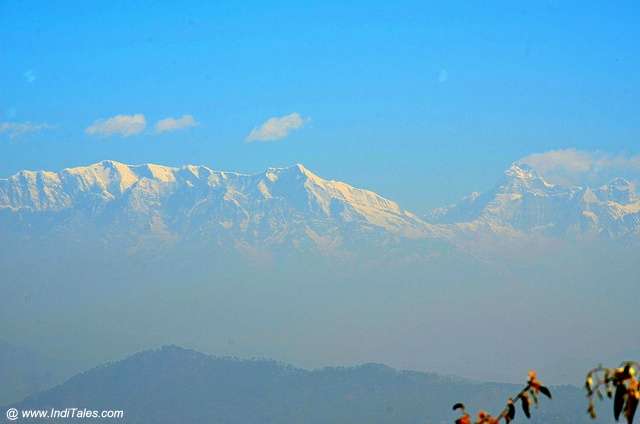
6,345,602,424
426,163,640,239
0,161,446,264
2,162,639,395
2,161,639,265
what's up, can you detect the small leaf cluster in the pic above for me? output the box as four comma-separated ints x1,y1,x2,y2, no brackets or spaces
585,361,640,424
452,371,552,424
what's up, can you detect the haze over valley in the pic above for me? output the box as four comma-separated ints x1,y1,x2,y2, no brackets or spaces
1,160,638,404
2,1,638,420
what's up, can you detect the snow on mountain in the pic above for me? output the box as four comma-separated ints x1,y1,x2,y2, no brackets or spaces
3,160,640,265
0,161,446,261
428,163,640,238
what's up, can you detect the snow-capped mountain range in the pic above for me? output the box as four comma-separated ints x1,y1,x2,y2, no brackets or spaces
427,163,640,239
3,161,640,390
1,160,639,262
0,161,443,263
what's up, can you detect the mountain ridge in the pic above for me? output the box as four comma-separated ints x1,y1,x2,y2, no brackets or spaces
2,162,639,404
2,160,640,262
0,160,447,264
6,344,600,423
426,162,640,239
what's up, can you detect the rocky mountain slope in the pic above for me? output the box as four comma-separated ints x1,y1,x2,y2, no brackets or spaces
3,161,640,262
0,161,446,263
427,163,640,239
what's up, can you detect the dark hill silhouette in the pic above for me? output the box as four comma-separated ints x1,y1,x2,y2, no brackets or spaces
8,345,607,423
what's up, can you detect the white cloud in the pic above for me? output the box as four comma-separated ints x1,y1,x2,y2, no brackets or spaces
520,149,595,176
154,115,198,133
85,114,146,137
519,149,640,186
245,113,308,142
0,122,56,139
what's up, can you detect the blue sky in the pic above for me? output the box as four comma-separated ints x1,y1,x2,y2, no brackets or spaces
1,0,639,212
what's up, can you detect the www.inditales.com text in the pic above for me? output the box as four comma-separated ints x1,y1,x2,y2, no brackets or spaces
6,407,124,420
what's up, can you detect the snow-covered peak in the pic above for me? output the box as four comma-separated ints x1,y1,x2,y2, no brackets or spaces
130,163,177,183
577,187,599,204
290,163,309,174
597,178,639,205
0,161,441,239
427,162,640,238
494,163,552,194
241,163,434,237
261,164,311,183
60,160,139,194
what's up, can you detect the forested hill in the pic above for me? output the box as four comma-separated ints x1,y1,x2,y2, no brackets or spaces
8,345,605,424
